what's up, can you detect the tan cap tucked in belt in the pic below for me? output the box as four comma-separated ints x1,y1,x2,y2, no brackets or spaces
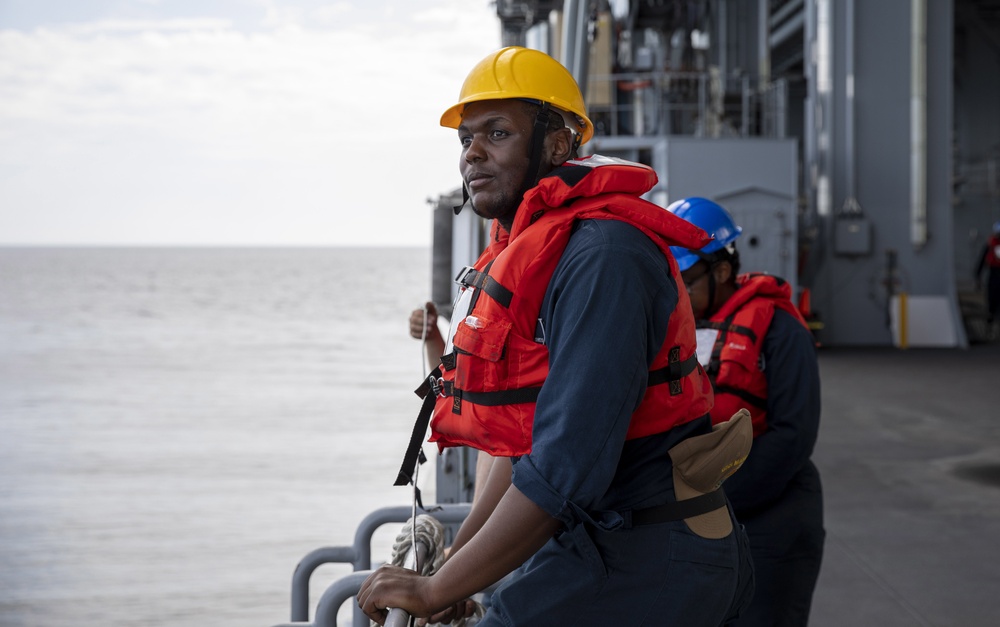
668,409,753,539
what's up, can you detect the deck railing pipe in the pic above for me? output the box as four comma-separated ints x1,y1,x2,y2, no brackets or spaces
313,571,371,627
384,541,430,627
287,504,472,625
291,546,358,621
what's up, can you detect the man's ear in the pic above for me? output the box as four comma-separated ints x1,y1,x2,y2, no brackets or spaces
545,128,574,166
713,260,733,284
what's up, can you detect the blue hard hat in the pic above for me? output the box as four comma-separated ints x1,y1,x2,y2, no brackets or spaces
667,197,743,271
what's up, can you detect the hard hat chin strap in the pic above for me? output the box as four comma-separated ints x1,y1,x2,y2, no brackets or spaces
453,185,469,215
705,271,718,317
691,250,721,317
516,101,553,204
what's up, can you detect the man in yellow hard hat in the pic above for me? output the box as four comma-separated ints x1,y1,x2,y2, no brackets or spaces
360,46,754,626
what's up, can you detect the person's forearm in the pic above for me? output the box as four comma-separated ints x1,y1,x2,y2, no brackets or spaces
429,484,561,607
449,456,510,556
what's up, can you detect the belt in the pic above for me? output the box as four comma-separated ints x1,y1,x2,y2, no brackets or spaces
629,489,727,526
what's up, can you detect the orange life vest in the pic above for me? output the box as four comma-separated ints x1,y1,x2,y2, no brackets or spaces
698,273,810,437
428,155,715,457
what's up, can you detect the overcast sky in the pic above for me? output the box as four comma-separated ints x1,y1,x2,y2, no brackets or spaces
0,0,500,247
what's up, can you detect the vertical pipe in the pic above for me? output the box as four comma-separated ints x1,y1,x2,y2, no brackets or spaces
911,0,928,249
742,74,750,136
719,0,728,84
561,0,580,66
572,0,590,98
778,78,787,138
758,0,770,86
815,0,832,218
899,292,909,349
525,19,551,54
561,0,589,98
886,249,898,343
845,0,856,200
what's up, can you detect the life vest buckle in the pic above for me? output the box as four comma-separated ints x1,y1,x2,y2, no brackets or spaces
429,374,446,398
454,266,476,287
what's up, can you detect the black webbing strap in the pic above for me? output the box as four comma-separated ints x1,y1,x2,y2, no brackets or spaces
394,390,434,486
696,315,757,377
715,384,767,410
453,185,470,215
440,380,542,406
647,353,699,387
515,101,552,203
439,351,456,371
696,319,759,345
395,370,442,487
629,488,727,526
455,267,514,309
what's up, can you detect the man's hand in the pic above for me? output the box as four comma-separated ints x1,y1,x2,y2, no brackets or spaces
357,565,434,626
409,301,442,341
417,599,481,626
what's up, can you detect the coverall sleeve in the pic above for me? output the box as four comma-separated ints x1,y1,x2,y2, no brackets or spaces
510,220,678,525
723,309,821,512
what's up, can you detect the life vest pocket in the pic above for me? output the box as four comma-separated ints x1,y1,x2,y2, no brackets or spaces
452,313,511,362
717,342,757,373
452,314,512,392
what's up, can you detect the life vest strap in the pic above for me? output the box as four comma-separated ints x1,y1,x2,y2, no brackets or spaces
696,319,759,344
715,384,767,410
698,316,757,377
455,266,514,308
395,371,441,487
628,488,727,526
440,351,456,371
441,380,542,406
648,352,699,395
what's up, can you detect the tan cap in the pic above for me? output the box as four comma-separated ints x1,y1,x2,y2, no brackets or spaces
668,409,753,538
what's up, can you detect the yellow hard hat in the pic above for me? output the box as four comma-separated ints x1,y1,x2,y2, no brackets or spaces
440,46,594,145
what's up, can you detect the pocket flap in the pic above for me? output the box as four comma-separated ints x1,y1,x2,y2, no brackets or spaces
452,314,511,362
717,335,758,371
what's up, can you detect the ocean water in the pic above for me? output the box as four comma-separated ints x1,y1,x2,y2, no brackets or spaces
0,247,440,627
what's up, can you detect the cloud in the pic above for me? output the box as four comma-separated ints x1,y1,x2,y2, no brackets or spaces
0,0,500,246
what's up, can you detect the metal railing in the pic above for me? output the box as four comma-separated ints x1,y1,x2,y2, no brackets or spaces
384,541,429,627
270,503,471,627
585,70,787,140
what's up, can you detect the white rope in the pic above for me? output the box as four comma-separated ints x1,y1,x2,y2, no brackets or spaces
420,303,430,380
414,303,430,581
388,306,484,625
389,515,446,575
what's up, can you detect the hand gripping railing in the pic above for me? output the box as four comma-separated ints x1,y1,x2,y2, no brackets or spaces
383,539,429,627
272,503,471,627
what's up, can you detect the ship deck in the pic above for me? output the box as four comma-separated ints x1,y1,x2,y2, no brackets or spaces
808,342,1000,626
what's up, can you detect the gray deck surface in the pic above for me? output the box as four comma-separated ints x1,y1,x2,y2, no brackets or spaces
807,342,1000,627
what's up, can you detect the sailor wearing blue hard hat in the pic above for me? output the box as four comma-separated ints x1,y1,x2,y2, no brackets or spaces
669,196,827,627
667,197,743,319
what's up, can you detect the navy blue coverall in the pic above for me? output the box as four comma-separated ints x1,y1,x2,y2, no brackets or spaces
479,219,754,626
723,308,825,627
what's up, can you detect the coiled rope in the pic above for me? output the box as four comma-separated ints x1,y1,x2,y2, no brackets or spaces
390,514,446,575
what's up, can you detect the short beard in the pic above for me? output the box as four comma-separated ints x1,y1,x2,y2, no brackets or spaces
468,188,521,231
